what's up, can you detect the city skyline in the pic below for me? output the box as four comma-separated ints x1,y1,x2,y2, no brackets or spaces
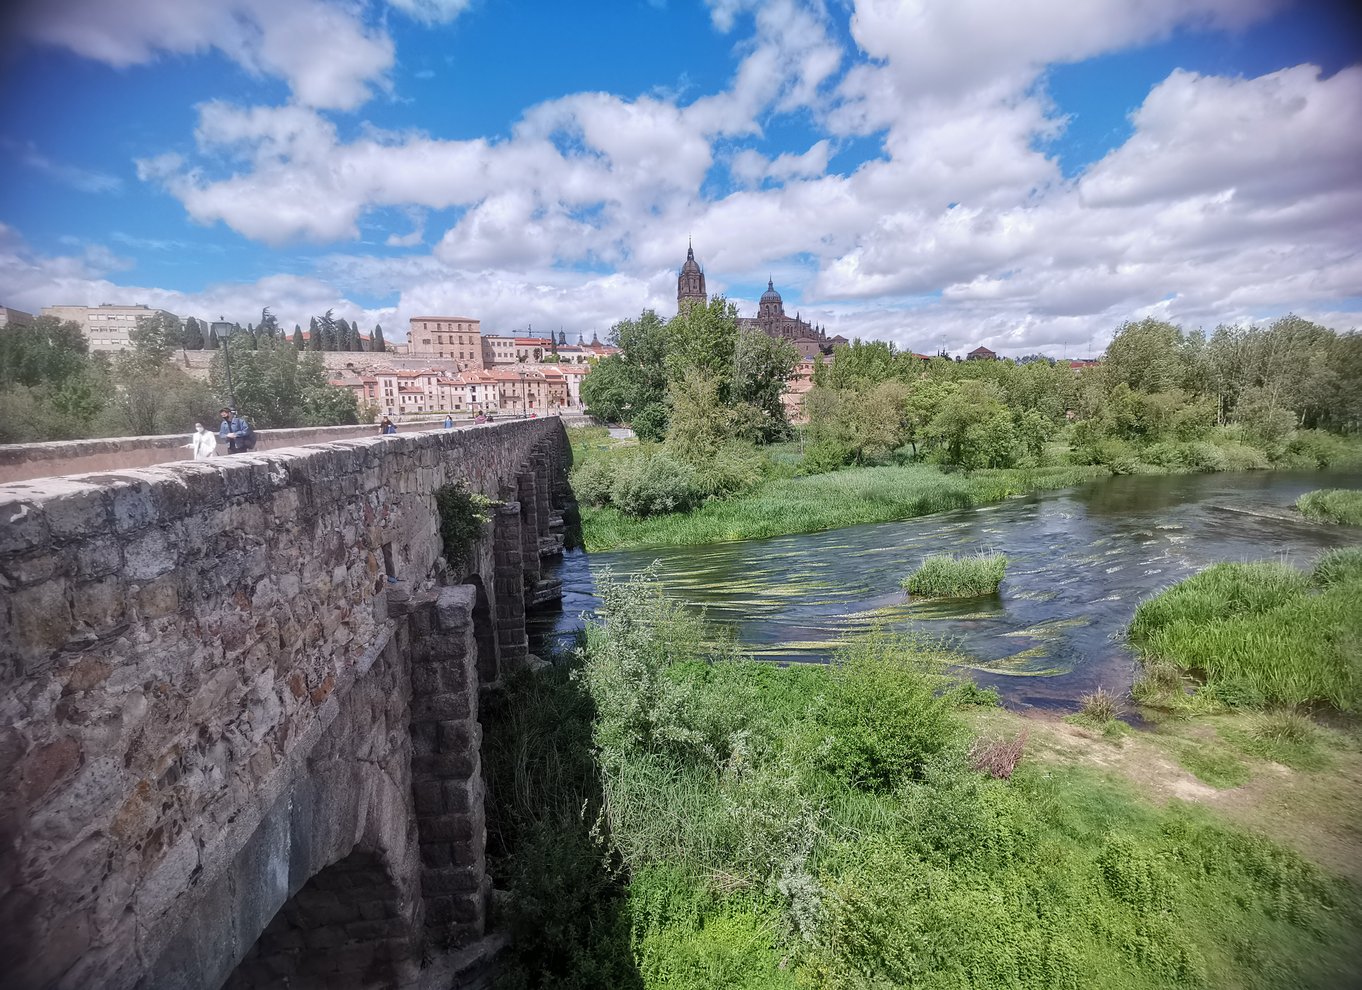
1,0,1360,357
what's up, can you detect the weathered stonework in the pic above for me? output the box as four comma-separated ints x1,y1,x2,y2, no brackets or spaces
0,419,571,990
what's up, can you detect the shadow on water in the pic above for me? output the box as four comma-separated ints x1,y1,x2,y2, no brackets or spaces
530,471,1362,712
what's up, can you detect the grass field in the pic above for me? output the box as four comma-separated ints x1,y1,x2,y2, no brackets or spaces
578,463,1108,551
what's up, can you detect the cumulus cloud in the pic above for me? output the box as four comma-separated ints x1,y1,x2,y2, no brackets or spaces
12,0,394,110
16,0,1362,359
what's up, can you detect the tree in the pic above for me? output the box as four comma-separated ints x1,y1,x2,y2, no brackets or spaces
128,311,183,364
208,345,357,428
1103,319,1195,394
183,317,204,350
258,308,281,349
372,323,386,353
730,329,799,442
924,380,1018,468
0,315,89,388
293,323,305,351
336,317,352,352
307,316,321,352
318,309,337,351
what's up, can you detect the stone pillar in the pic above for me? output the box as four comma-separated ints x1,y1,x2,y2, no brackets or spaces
515,470,541,586
491,502,528,672
530,450,552,539
407,586,489,948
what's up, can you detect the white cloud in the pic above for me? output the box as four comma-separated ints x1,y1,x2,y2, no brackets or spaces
387,0,474,25
14,0,1361,362
13,0,394,110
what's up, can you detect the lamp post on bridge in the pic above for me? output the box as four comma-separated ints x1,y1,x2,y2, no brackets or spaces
212,317,239,408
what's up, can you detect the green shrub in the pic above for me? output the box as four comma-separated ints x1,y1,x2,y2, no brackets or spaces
610,453,704,517
903,552,1008,599
1296,489,1362,526
815,634,963,790
571,457,618,507
433,481,497,572
1286,430,1356,469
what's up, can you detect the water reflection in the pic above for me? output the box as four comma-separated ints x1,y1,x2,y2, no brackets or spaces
528,471,1362,711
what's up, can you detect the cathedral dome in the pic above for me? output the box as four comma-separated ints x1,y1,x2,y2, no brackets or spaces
760,278,782,304
681,243,701,275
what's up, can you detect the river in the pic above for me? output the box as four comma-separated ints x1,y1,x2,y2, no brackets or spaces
530,471,1362,712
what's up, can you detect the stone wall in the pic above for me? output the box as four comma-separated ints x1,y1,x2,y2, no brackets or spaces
0,419,570,989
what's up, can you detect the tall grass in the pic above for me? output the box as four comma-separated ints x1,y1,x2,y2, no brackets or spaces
903,552,1008,599
1296,488,1362,526
474,570,1362,987
580,463,1107,551
1130,556,1362,712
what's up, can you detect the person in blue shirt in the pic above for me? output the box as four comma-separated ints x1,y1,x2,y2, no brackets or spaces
380,417,397,435
218,407,253,454
443,414,454,429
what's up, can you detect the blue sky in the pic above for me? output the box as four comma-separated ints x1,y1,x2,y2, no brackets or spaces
1,0,1359,355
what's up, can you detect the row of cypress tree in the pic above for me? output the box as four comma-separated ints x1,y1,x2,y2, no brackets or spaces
180,308,387,352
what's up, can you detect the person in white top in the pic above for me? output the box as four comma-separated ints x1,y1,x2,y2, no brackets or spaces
187,422,217,460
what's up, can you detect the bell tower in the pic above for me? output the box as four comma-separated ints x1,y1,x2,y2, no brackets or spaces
677,239,707,314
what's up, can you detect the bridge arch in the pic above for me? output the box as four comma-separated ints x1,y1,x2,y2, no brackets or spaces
224,848,418,990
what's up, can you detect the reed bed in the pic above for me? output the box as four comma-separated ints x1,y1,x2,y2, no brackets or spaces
1296,488,1362,526
902,551,1008,599
580,464,1107,551
1130,555,1362,712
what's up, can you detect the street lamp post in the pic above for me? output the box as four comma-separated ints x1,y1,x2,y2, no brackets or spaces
212,317,237,407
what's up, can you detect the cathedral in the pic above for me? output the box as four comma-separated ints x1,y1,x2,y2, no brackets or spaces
677,242,835,354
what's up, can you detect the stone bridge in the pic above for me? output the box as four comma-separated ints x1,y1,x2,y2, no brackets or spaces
0,419,573,989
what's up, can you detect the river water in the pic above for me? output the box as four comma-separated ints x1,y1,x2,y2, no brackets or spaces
530,471,1362,712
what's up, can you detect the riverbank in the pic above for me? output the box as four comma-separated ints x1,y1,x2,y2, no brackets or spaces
485,572,1362,988
579,462,1109,551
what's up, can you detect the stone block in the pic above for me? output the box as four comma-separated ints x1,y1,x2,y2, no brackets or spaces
75,535,123,579
72,576,126,637
41,479,112,540
421,866,481,895
410,692,471,722
419,814,474,843
0,496,49,554
11,577,73,666
124,526,177,581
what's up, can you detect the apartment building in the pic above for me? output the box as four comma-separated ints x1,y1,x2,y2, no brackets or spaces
0,305,34,329
407,316,483,369
41,303,182,353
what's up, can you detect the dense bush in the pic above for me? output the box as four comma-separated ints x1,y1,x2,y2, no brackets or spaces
815,634,963,790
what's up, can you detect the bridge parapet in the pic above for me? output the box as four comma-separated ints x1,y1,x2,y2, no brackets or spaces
0,419,570,989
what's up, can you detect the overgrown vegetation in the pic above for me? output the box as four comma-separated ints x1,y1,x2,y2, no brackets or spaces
573,313,1362,549
481,571,1362,988
903,552,1008,599
576,457,1104,550
1130,550,1362,713
434,482,497,573
1296,488,1362,526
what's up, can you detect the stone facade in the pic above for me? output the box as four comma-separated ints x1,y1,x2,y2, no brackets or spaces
0,419,571,989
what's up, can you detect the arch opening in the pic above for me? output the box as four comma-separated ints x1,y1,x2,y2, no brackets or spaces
223,849,414,990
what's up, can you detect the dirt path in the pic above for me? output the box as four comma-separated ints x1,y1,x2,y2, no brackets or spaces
998,711,1362,883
